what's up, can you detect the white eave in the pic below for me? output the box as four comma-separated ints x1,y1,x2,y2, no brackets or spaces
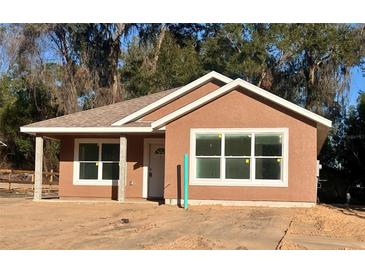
111,71,232,126
151,78,332,129
20,127,155,134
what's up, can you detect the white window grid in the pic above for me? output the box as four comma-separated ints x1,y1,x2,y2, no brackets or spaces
73,139,120,185
190,128,288,187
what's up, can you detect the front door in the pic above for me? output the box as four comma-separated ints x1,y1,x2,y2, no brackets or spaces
148,144,165,198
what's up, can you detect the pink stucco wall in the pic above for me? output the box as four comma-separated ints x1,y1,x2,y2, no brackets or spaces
164,87,318,203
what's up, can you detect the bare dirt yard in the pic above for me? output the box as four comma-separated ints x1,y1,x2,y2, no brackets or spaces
279,205,365,249
0,198,364,250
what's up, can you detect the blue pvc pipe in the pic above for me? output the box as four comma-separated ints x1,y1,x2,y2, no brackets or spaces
184,153,189,209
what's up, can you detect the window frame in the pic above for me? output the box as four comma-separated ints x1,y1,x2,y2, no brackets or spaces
190,128,289,187
73,138,120,185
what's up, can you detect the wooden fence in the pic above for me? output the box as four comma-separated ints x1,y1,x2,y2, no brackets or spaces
0,169,59,191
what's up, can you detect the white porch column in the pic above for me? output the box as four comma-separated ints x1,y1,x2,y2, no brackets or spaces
34,136,44,201
118,136,127,202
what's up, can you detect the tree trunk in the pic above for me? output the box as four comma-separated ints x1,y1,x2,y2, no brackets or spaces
110,23,126,103
150,24,167,73
305,64,317,111
64,62,79,113
50,27,79,114
111,72,119,104
257,68,267,87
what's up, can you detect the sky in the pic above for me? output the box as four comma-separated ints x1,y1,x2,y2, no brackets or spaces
349,66,365,106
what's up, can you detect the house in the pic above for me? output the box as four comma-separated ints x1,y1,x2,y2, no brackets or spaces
20,71,332,207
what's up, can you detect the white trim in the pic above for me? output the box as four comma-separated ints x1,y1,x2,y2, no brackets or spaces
111,71,232,126
142,138,165,198
151,78,332,129
21,126,154,134
165,198,315,208
73,138,120,186
189,128,289,187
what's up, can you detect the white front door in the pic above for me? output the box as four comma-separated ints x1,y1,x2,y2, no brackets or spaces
148,144,165,198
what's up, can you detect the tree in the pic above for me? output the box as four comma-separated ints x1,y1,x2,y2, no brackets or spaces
0,74,59,170
121,27,203,98
338,92,365,181
200,24,365,117
46,23,137,110
9,24,138,113
52,23,136,108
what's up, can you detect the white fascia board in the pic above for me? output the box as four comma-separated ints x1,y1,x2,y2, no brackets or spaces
20,127,154,134
111,71,232,126
151,79,332,129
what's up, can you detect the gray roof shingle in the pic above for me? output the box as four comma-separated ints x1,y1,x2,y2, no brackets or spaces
24,87,179,128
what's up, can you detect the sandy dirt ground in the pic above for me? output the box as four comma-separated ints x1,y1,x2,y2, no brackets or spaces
0,198,364,250
279,205,365,249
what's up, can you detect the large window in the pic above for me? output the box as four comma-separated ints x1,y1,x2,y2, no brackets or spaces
191,129,288,187
74,139,120,185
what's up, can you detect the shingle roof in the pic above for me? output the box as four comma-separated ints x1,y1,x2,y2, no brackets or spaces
24,87,179,128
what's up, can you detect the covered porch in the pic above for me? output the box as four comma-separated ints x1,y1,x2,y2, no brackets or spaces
32,133,166,202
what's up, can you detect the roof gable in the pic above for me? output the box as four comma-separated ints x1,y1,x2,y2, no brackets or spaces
140,80,223,122
111,71,232,126
151,78,332,129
